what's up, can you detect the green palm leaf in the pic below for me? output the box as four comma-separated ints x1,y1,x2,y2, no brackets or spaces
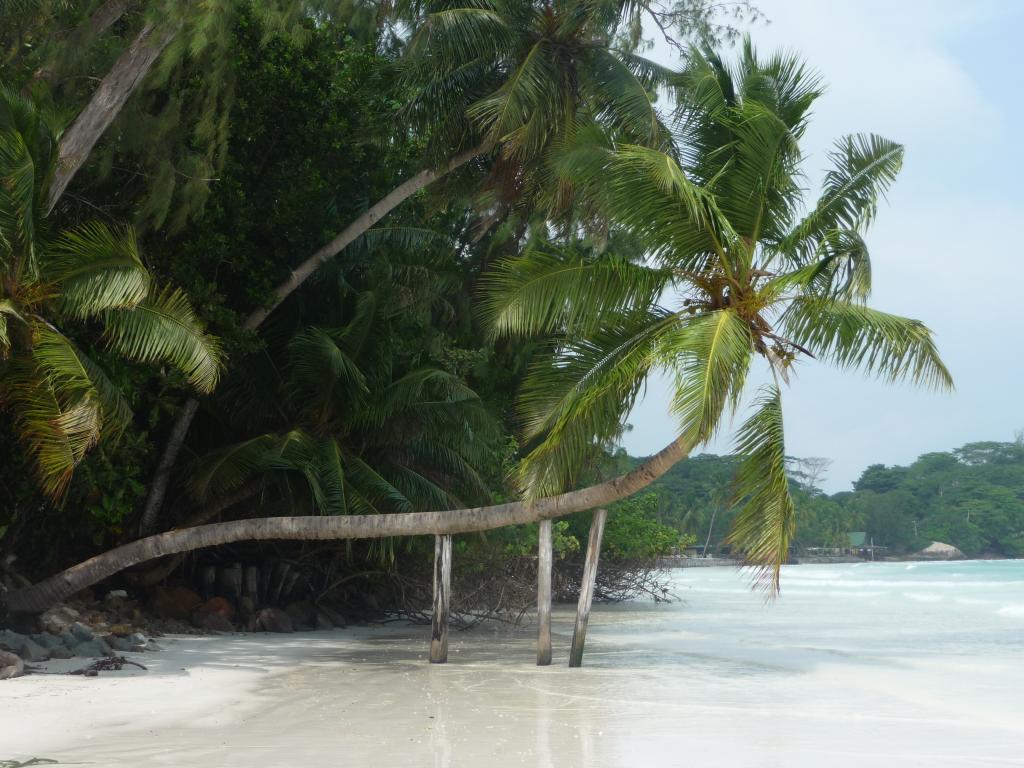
481,248,672,339
665,309,753,444
780,298,953,389
192,434,280,500
48,222,150,319
0,298,25,358
4,360,101,498
516,308,674,496
780,134,903,265
0,129,38,269
578,47,665,146
725,385,795,593
31,325,132,436
102,286,222,393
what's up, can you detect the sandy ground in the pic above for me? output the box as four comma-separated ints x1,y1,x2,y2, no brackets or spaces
2,620,1022,767
3,563,1024,767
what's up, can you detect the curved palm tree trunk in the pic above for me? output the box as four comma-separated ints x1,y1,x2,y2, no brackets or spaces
5,436,691,613
134,479,265,586
46,19,179,213
137,143,490,534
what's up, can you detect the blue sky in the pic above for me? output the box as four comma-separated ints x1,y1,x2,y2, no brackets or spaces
622,0,1024,492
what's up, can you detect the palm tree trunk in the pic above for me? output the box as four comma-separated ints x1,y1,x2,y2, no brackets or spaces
45,19,178,212
138,398,199,535
137,143,490,533
241,143,488,332
134,479,265,586
702,507,719,556
5,436,691,613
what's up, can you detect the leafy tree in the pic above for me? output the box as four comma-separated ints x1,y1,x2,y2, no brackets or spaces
0,86,220,498
138,0,736,531
483,42,950,588
2,42,952,612
191,290,500,526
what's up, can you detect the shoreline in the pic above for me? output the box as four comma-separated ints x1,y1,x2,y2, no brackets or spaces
660,555,1020,568
0,630,365,759
2,561,1022,767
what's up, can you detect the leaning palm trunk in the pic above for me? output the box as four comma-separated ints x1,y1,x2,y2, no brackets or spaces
7,436,690,613
46,20,179,212
137,142,490,534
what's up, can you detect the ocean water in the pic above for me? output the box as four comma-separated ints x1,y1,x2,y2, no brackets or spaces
21,560,1024,767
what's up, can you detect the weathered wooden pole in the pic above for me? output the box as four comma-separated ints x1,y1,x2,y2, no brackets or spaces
537,519,554,666
569,509,607,668
430,534,452,664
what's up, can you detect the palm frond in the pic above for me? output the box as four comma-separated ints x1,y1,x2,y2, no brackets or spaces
579,47,665,146
725,385,794,594
576,143,736,269
780,134,903,265
102,286,222,393
31,325,132,436
343,455,412,513
665,309,753,444
468,39,557,153
287,326,368,419
0,129,38,269
192,434,281,500
48,222,150,319
780,298,953,389
481,247,671,339
4,360,101,498
0,298,26,358
405,3,513,73
516,308,675,496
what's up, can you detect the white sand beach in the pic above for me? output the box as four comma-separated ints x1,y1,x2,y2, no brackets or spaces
3,562,1023,767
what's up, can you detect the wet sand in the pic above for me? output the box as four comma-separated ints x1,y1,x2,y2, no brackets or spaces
2,563,1023,767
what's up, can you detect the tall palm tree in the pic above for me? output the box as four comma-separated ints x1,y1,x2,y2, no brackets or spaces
139,0,679,531
0,86,221,499
482,42,951,586
3,43,950,613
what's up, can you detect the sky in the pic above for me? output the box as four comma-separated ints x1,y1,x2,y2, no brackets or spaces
621,0,1024,492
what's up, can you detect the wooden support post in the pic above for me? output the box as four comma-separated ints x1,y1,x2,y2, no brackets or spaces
537,519,553,666
430,534,452,664
569,509,607,668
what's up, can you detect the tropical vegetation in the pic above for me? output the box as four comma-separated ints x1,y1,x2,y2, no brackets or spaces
639,438,1024,559
0,0,961,618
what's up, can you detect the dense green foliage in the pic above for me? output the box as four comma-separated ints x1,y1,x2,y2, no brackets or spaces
483,43,950,588
642,440,1024,558
0,0,966,616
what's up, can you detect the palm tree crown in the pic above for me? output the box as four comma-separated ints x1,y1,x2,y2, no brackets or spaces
0,86,222,498
484,43,952,589
402,0,676,211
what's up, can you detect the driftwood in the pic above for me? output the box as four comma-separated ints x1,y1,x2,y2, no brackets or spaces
69,656,148,677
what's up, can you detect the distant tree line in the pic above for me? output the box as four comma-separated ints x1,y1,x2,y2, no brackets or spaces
641,439,1024,558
